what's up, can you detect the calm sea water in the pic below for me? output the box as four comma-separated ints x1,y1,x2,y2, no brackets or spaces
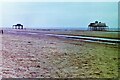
2,27,120,31
74,28,119,31
62,28,120,31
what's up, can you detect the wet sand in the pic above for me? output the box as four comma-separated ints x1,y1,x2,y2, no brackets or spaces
1,32,119,78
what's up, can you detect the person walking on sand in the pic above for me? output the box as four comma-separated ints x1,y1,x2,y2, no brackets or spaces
1,30,3,34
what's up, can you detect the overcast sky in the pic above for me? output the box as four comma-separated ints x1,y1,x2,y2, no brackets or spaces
1,2,118,29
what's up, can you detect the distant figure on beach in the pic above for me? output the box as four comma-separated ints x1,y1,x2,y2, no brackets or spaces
1,30,3,34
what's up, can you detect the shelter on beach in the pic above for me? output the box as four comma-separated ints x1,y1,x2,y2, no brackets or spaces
88,21,108,31
12,24,24,29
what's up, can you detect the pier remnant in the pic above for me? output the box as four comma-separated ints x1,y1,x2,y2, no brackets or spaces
88,21,108,31
12,24,24,29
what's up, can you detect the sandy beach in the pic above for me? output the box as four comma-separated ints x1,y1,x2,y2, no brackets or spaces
1,30,119,78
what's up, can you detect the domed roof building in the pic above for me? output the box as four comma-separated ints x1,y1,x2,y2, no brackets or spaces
88,21,108,31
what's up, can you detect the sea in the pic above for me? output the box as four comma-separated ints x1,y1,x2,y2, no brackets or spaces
1,27,120,32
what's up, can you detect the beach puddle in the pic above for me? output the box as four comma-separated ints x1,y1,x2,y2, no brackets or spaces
45,34,119,45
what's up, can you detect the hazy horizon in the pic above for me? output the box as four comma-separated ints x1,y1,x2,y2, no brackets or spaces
1,2,118,29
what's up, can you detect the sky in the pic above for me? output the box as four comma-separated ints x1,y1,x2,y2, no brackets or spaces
0,1,118,29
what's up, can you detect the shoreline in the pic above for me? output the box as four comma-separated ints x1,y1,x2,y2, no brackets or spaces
3,29,119,39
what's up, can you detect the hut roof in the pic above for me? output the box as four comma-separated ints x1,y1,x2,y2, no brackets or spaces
88,22,108,27
13,24,23,26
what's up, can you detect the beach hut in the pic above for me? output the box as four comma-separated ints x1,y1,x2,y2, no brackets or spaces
12,24,24,29
88,21,108,31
